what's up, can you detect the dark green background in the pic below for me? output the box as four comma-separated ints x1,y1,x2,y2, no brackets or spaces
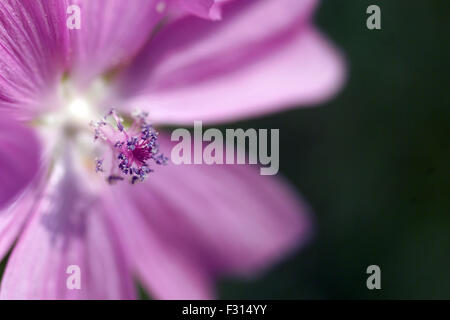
217,0,450,299
1,0,448,299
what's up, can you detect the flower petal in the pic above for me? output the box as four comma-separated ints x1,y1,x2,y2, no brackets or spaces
67,0,169,84
0,156,135,299
0,118,40,209
104,188,214,299
107,135,312,299
173,0,230,21
116,0,345,124
0,186,36,261
0,0,68,116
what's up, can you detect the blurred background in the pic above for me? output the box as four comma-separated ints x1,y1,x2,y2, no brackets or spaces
215,0,449,299
1,0,448,299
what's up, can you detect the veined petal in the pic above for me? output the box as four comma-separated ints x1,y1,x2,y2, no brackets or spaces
0,0,68,116
104,193,213,300
0,154,135,299
173,0,231,21
67,0,170,84
107,136,312,299
0,186,37,261
0,118,41,209
118,0,317,97
116,0,345,124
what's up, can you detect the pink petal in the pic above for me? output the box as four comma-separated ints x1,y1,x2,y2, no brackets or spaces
174,0,230,20
107,136,312,299
0,157,135,299
67,0,170,84
0,186,36,261
104,190,214,300
116,0,345,124
0,0,68,117
0,118,40,209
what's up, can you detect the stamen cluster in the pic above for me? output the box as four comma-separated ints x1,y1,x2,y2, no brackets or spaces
91,109,167,184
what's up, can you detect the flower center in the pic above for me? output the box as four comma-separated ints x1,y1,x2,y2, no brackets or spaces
35,77,167,185
37,78,105,138
92,109,167,184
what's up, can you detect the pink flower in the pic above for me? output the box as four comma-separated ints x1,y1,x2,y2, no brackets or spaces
0,0,345,299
